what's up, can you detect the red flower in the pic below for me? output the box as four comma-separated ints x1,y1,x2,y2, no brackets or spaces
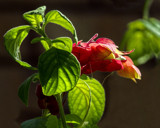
72,34,124,74
72,34,141,82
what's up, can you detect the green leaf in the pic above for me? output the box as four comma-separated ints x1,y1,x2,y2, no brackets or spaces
120,19,160,65
31,37,46,44
18,73,38,106
44,10,78,42
4,25,37,70
41,40,50,51
68,75,105,126
21,115,58,128
23,6,46,28
52,37,73,52
141,19,160,37
38,47,80,96
65,114,82,125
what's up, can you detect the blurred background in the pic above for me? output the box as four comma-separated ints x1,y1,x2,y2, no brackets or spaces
1,0,160,128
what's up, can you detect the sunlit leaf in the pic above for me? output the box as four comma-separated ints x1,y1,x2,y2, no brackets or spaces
68,75,105,126
23,6,46,28
52,37,73,52
44,10,78,42
38,47,80,96
4,25,37,70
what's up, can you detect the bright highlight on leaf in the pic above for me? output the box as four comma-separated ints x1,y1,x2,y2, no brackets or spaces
23,6,46,28
38,47,80,96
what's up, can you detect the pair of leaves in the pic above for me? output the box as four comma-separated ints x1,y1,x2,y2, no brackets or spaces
120,18,160,65
21,114,82,128
68,75,105,128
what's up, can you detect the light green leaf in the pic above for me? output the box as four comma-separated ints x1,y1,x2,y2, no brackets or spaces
23,6,46,28
21,115,58,128
18,73,38,106
65,114,82,125
68,75,105,126
41,40,50,51
31,37,46,44
44,10,78,42
38,47,80,96
52,37,73,52
120,19,160,65
31,37,50,51
4,25,36,70
142,19,160,37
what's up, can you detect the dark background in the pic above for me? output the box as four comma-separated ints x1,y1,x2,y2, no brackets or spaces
1,0,160,128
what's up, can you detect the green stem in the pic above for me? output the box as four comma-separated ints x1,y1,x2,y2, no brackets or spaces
143,0,153,20
56,93,67,128
42,109,49,117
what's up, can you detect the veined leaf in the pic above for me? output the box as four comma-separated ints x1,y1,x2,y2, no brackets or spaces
52,37,73,52
68,75,105,126
44,10,78,42
38,47,80,96
21,115,58,128
4,25,36,70
18,73,38,106
23,6,46,28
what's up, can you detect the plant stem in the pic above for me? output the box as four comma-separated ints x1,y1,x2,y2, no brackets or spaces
56,93,67,128
42,109,49,117
143,0,153,20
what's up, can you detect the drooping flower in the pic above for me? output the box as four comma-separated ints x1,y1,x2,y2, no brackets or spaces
117,56,141,82
72,34,141,82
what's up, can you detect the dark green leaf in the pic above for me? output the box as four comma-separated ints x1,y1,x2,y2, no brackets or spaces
4,25,37,70
38,47,80,96
18,73,38,106
21,115,58,128
52,37,73,52
68,75,105,126
44,10,78,42
23,6,46,28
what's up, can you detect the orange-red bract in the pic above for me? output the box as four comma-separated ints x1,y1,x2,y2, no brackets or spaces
117,56,141,82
